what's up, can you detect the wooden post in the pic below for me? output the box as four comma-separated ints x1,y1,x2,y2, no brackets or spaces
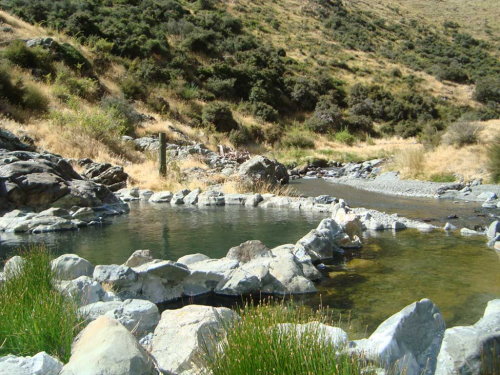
159,132,166,177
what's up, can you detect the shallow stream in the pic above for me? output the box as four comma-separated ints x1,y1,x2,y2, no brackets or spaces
1,194,498,337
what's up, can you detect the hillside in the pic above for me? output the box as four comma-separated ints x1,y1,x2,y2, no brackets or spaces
0,0,499,188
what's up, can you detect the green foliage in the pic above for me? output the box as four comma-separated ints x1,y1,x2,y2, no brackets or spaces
281,128,315,149
204,301,373,375
0,247,83,362
473,76,500,104
0,67,49,117
202,102,238,132
53,67,100,101
100,96,143,134
334,128,356,145
146,95,170,115
442,121,480,147
306,95,345,133
429,173,456,182
3,41,52,73
120,75,148,100
488,136,500,183
229,125,263,147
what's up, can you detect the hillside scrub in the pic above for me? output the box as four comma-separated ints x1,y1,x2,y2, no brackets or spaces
0,247,83,362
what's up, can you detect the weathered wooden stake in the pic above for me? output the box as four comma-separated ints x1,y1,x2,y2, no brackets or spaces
159,132,166,177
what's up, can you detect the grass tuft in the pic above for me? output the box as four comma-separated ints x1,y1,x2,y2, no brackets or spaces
0,247,84,362
204,301,374,375
487,135,500,183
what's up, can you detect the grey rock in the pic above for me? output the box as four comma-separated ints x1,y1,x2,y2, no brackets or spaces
82,162,128,192
263,254,316,295
151,305,239,375
198,190,225,206
478,192,497,201
61,316,158,375
124,250,154,268
486,220,500,239
443,222,457,231
171,189,190,205
238,155,289,185
177,253,210,265
80,299,160,338
224,193,248,205
226,240,272,263
56,275,105,306
149,191,173,203
51,254,94,280
351,298,445,375
460,228,483,236
244,193,263,207
0,352,63,375
435,299,500,375
183,189,201,205
3,255,25,277
93,265,140,296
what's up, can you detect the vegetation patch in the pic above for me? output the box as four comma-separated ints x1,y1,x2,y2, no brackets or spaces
0,247,83,362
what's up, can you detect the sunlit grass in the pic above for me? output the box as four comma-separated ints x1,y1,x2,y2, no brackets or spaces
0,247,84,362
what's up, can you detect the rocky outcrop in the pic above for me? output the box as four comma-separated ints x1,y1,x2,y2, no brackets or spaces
60,316,159,375
0,352,63,375
80,160,129,192
238,156,289,185
151,305,239,375
435,299,500,375
351,298,445,375
0,129,128,231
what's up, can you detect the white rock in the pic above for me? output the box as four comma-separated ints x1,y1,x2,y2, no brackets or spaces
197,191,225,206
80,299,160,338
149,191,173,203
61,316,158,375
177,253,210,265
460,228,483,236
56,275,104,305
226,240,272,263
93,265,140,297
151,305,239,375
124,250,154,268
183,189,201,205
351,298,445,375
275,322,348,347
0,352,63,375
3,255,25,277
51,254,94,280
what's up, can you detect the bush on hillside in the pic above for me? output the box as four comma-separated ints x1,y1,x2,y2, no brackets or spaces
442,121,480,147
334,128,356,145
100,96,143,134
281,128,315,148
305,95,345,133
120,75,148,100
202,102,238,132
3,41,52,74
473,77,500,104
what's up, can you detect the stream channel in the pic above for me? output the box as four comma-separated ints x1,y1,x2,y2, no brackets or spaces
1,179,499,337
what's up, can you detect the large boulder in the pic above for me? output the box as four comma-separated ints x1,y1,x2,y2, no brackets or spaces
51,254,94,280
226,240,272,263
56,275,105,305
263,254,316,295
81,161,128,192
295,218,345,261
197,190,225,206
435,299,500,375
124,249,154,268
93,265,141,297
60,316,158,375
0,149,125,212
151,305,239,375
238,155,289,185
351,298,445,375
80,299,160,338
0,352,62,375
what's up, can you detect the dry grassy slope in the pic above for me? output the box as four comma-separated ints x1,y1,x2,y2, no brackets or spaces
226,0,480,107
352,0,500,49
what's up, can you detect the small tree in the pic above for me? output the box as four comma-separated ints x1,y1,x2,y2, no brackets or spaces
202,102,238,132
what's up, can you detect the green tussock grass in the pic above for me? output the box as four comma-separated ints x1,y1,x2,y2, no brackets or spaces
488,136,500,183
204,301,374,375
0,247,84,362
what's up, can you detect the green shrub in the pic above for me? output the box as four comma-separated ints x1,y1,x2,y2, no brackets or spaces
146,95,170,115
334,128,356,145
281,128,315,148
100,96,143,134
205,302,373,375
442,121,480,147
54,69,100,101
202,102,238,132
473,77,500,104
22,85,49,112
3,41,52,73
306,95,345,133
429,173,456,182
0,247,83,361
120,75,148,100
251,102,279,122
488,136,500,183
